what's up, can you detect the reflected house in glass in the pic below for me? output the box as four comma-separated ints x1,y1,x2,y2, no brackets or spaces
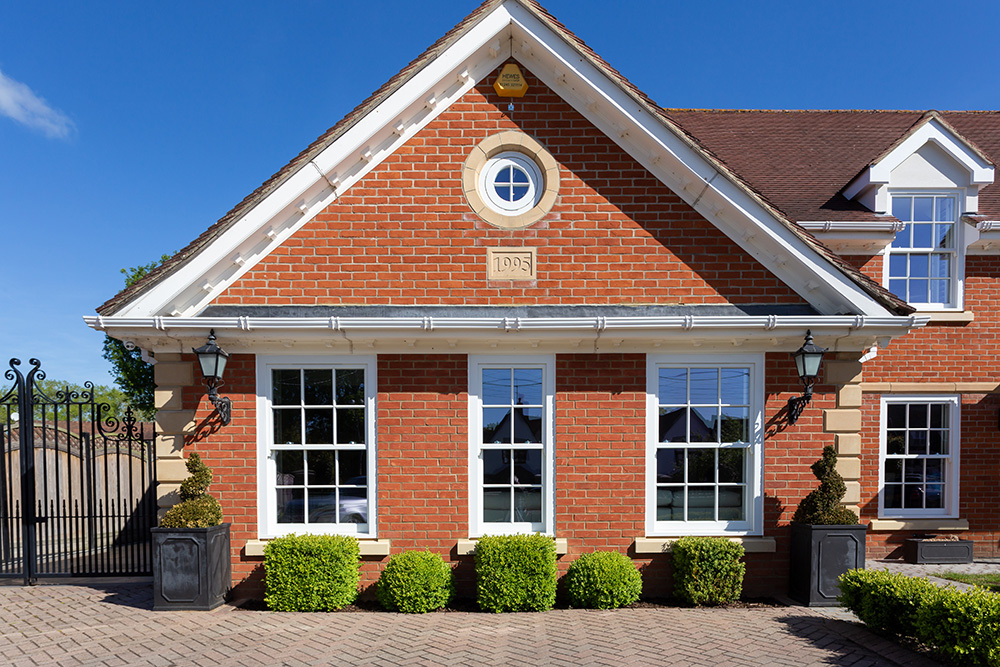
87,0,1000,601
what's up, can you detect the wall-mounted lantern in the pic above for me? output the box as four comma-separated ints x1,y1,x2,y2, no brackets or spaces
788,330,827,425
192,329,232,425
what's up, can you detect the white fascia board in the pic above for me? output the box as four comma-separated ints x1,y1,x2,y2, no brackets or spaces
115,4,518,319
84,314,927,356
504,4,891,318
845,119,995,201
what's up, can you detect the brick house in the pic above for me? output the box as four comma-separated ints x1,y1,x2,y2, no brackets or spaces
87,0,1000,599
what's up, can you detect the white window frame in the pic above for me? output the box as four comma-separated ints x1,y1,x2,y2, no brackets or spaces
468,354,555,537
883,191,964,310
479,152,544,216
256,355,378,539
645,354,765,537
879,394,960,519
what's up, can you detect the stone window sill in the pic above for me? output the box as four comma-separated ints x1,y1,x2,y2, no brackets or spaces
920,311,974,324
456,538,568,556
868,519,969,532
243,538,391,558
634,537,776,554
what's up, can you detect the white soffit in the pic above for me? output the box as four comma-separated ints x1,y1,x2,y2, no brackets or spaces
112,0,893,320
844,118,995,203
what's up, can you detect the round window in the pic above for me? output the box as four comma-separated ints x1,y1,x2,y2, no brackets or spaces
479,152,544,215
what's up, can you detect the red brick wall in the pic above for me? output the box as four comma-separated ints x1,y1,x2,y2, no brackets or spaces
215,65,802,308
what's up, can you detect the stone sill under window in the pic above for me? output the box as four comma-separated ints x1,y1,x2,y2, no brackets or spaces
243,538,392,558
456,538,568,556
920,311,974,324
634,537,776,554
869,519,969,532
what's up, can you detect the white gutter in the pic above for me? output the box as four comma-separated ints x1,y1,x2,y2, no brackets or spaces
798,221,905,233
85,314,927,335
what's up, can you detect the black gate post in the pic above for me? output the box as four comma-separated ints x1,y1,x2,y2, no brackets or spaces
12,359,41,585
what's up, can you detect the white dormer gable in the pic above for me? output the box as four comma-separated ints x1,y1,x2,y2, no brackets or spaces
844,115,994,215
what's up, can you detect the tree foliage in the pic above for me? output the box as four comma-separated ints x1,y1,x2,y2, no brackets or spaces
101,256,171,421
1,377,132,422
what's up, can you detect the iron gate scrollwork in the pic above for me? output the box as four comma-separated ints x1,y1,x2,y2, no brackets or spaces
0,358,157,583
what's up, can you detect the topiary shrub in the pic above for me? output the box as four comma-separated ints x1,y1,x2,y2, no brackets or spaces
264,534,360,611
565,551,642,609
914,585,1000,666
159,452,223,528
838,569,937,636
376,551,454,613
792,445,859,525
475,534,557,613
671,536,745,605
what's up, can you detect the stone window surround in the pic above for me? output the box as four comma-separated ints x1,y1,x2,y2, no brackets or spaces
462,130,560,229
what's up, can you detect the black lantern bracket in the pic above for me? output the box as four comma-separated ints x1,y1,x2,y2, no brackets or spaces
788,330,828,425
193,330,232,426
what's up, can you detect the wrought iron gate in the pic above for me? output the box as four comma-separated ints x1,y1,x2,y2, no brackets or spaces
0,358,157,583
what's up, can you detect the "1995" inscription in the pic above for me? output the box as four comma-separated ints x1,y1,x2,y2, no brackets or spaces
487,248,536,281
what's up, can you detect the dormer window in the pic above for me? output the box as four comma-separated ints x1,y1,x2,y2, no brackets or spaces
887,194,961,308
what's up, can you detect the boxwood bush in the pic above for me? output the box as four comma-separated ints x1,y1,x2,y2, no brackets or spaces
376,551,454,613
475,534,557,613
840,569,1000,666
264,534,360,611
565,551,642,609
671,536,745,605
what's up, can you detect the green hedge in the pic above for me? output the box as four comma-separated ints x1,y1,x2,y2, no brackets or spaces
264,534,360,611
565,551,642,609
376,551,454,613
840,569,1000,666
671,536,745,605
475,534,557,613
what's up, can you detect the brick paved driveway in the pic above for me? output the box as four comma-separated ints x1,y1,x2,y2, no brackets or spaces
0,583,938,667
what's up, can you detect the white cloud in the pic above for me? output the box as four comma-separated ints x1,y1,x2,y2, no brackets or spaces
0,68,74,139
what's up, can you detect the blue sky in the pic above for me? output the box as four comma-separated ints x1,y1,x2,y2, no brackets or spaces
2,0,999,387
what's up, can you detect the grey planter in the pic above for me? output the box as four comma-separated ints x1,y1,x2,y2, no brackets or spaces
904,538,974,564
152,523,231,611
789,523,867,606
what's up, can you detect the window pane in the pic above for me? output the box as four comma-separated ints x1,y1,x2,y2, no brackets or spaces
275,450,304,486
336,369,365,405
336,408,365,444
511,185,529,200
688,449,715,483
925,485,943,509
912,223,933,248
904,459,924,483
886,431,905,455
513,368,543,405
657,487,682,521
909,279,929,303
276,488,304,523
884,484,902,508
904,484,923,509
513,488,541,523
513,408,543,443
306,450,336,485
656,449,684,483
274,409,301,445
511,167,529,184
483,449,510,484
936,197,954,222
929,280,950,304
929,430,948,455
340,488,367,523
884,459,903,483
305,409,333,444
913,197,933,221
513,449,542,485
892,226,911,249
889,254,907,278
926,459,943,483
718,488,745,521
308,490,337,523
887,404,906,428
720,368,750,405
483,489,510,522
659,368,687,404
689,369,719,404
687,487,715,520
483,407,512,443
272,370,301,405
659,407,687,442
690,407,719,442
720,407,748,443
930,254,950,278
718,449,744,484
889,279,907,299
909,404,928,427
338,450,366,485
909,254,929,278
908,430,928,455
930,404,947,428
892,197,911,221
304,369,332,405
482,369,511,405
936,223,954,249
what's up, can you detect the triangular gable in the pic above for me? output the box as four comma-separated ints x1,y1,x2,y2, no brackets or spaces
94,0,906,321
844,112,995,215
